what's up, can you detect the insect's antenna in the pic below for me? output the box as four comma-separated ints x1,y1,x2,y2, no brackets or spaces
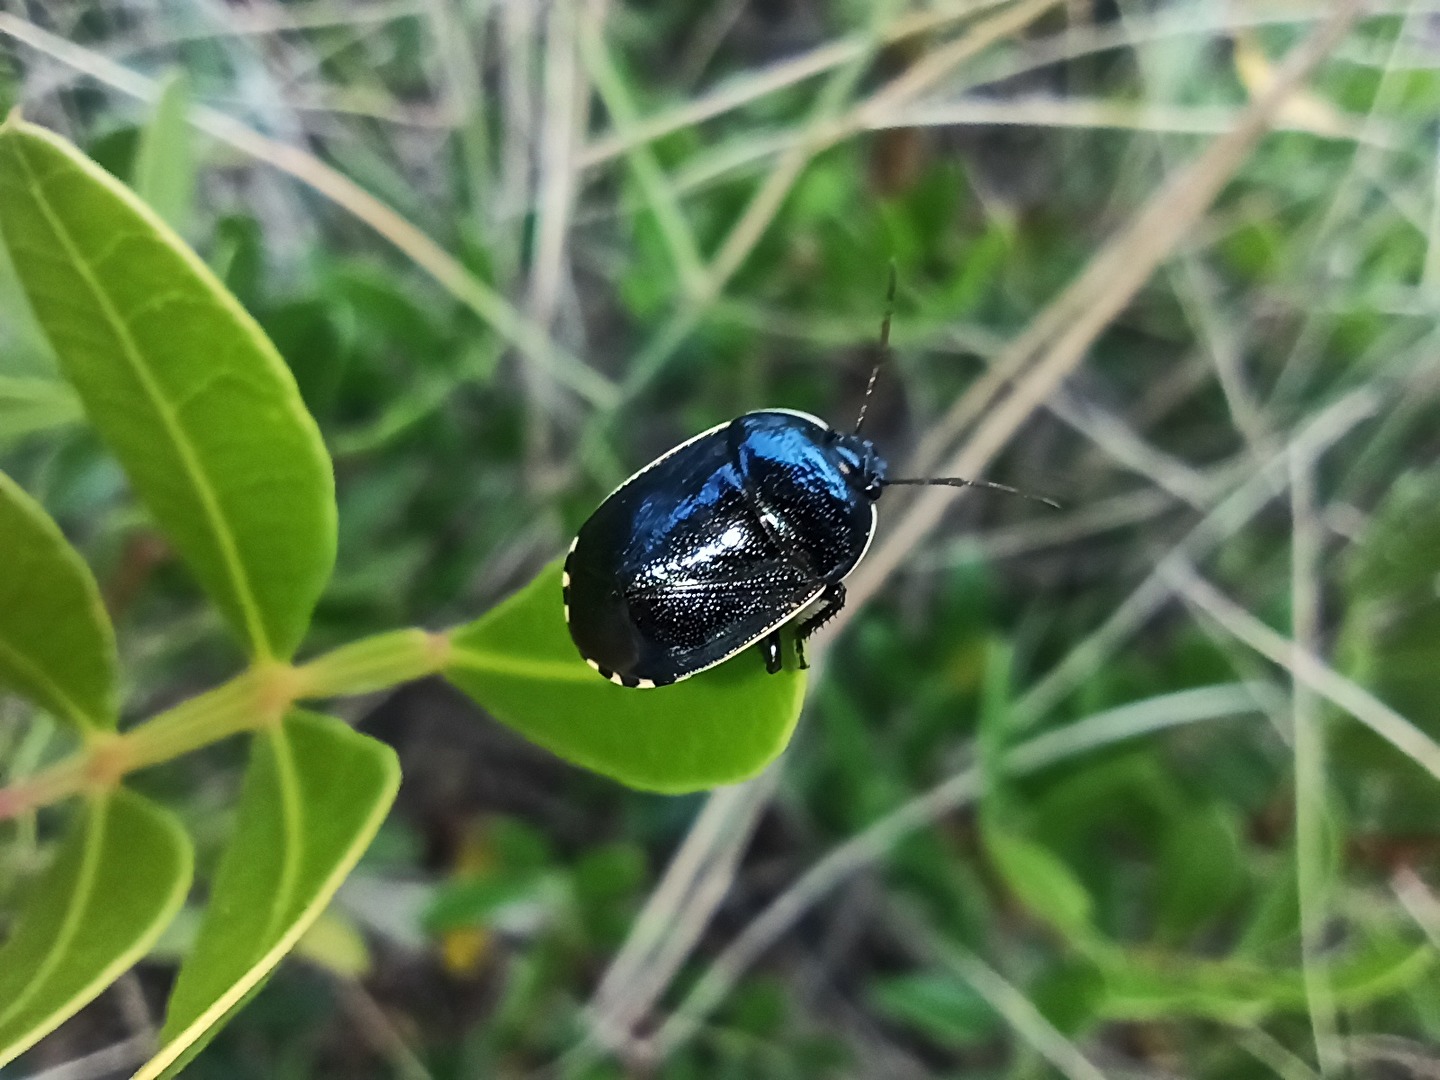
884,476,1062,510
854,262,897,436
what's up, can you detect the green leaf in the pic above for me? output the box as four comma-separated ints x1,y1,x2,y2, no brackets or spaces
132,71,195,234
0,788,192,1068
0,468,116,730
137,710,400,1079
444,557,808,793
0,374,81,442
1343,469,1440,730
1155,803,1246,944
984,827,1096,942
869,972,1001,1047
0,116,335,661
1094,934,1434,1023
293,911,371,979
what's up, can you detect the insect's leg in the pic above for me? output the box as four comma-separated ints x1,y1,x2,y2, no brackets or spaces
794,582,846,669
760,629,784,674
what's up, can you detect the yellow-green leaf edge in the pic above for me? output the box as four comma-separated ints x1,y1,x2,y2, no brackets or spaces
0,112,336,661
133,714,400,1080
0,468,117,730
0,789,192,1068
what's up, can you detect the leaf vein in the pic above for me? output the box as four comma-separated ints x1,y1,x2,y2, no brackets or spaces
0,635,95,730
8,136,274,658
0,794,109,1031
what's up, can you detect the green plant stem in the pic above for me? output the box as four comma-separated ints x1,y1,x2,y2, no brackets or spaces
296,629,451,698
0,627,453,823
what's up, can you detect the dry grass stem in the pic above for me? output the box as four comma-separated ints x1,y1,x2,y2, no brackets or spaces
0,13,618,410
577,0,1013,168
1169,561,1440,785
1012,390,1374,728
914,923,1108,1080
1289,453,1342,1077
653,683,1272,1057
582,770,779,1056
845,0,1362,617
578,6,707,298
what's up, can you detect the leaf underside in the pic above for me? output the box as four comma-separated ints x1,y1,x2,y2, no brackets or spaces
445,557,808,793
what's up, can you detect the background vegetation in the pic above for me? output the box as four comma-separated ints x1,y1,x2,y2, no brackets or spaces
3,0,1440,1076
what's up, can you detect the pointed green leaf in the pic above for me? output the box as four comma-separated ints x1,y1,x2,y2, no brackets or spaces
0,788,192,1068
443,558,807,793
869,972,1001,1047
0,116,335,661
0,469,116,730
137,710,400,1079
1094,934,1434,1022
132,71,195,234
984,827,1096,942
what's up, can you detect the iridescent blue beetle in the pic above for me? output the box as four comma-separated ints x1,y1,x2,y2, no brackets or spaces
564,274,1054,687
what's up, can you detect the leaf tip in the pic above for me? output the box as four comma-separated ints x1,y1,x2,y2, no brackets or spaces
1,105,20,132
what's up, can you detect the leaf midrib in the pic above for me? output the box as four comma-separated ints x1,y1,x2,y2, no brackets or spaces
265,726,304,945
136,729,398,1080
6,132,273,659
0,793,108,1033
448,643,599,684
0,634,94,730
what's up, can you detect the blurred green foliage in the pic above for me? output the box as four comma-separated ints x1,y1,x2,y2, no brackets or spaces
2,1,1440,1077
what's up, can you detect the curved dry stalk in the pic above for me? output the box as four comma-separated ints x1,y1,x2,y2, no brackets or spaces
897,914,1109,1080
1288,453,1342,1077
1168,561,1440,786
579,4,1364,1064
577,0,1013,169
651,682,1277,1056
611,0,1067,404
842,0,1362,617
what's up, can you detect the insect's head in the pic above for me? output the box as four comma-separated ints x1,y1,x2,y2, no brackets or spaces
846,265,1062,512
831,432,888,500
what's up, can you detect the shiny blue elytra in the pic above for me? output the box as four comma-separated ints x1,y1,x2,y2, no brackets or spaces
564,409,886,687
563,275,1055,689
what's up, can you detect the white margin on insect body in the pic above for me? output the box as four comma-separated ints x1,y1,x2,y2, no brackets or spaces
564,408,876,688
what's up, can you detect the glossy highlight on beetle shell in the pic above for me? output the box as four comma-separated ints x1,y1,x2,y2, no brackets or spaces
564,410,885,687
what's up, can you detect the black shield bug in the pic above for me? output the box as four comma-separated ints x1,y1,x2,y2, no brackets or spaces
564,273,1057,688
